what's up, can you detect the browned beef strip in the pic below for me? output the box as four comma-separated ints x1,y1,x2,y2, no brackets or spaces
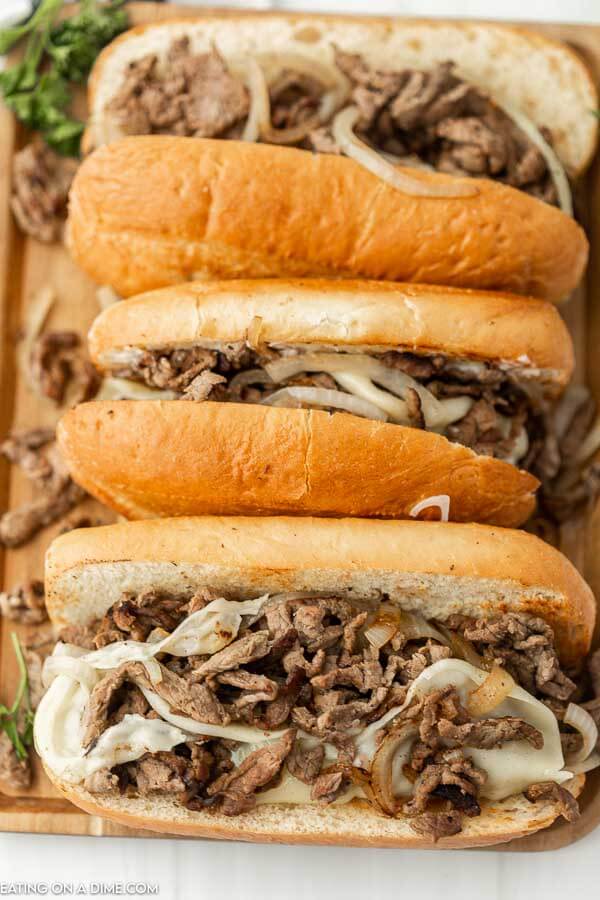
461,613,576,701
82,661,229,747
0,580,47,625
84,769,120,794
11,139,78,242
311,769,346,803
287,741,325,784
404,748,486,816
0,733,31,791
108,39,248,139
437,716,544,750
30,331,100,406
525,782,580,822
0,434,87,548
191,631,271,680
207,729,295,815
409,810,463,840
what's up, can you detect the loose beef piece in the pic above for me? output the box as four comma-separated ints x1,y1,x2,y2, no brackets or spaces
30,331,100,406
0,431,87,548
525,782,580,822
0,580,47,625
11,139,78,242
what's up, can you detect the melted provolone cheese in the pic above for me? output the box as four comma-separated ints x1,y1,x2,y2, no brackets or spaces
357,659,569,801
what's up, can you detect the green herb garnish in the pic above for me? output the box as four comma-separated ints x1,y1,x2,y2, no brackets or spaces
0,634,34,761
0,0,127,156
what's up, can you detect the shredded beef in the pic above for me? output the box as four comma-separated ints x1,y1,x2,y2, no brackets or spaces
30,331,100,406
0,580,47,625
78,590,582,831
108,39,249,139
0,430,87,548
460,613,576,701
287,740,325,784
11,139,78,242
207,729,295,815
525,782,580,822
311,768,347,803
409,809,463,840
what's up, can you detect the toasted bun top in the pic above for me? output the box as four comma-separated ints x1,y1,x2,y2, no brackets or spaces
86,14,598,175
46,516,594,666
67,137,588,303
89,279,574,386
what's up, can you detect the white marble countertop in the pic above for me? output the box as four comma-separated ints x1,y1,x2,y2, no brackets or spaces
2,0,600,895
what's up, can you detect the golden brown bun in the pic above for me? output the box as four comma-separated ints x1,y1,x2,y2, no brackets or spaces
57,400,539,530
48,768,585,848
89,279,574,388
85,14,598,174
45,516,595,669
67,137,588,302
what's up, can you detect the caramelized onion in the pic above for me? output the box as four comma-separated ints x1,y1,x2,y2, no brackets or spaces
95,377,177,401
228,368,274,391
575,417,600,466
568,751,600,775
436,625,486,669
332,106,478,199
370,723,418,816
261,385,388,421
259,52,351,123
364,622,398,650
467,664,515,717
564,703,599,764
239,58,271,142
246,315,264,351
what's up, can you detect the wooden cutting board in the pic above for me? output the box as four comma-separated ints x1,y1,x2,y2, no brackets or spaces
1,2,599,851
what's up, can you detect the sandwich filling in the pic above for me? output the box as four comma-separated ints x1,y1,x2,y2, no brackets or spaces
102,38,564,207
98,341,600,530
35,588,599,840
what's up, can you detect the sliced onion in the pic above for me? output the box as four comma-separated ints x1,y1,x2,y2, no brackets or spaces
495,100,573,215
333,372,409,423
264,353,472,430
246,315,264,351
552,386,590,443
364,622,398,650
564,703,599,764
398,609,448,644
370,723,418,816
332,106,478,199
142,659,163,685
568,752,600,775
228,368,274,391
436,625,486,669
18,286,56,392
239,58,271,142
94,377,178,401
467,664,515,717
409,495,450,522
259,52,351,124
261,386,388,421
96,285,121,309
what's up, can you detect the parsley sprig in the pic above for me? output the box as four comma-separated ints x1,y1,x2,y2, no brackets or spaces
0,634,34,761
0,0,127,156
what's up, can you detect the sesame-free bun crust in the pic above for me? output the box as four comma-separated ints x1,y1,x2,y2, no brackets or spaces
57,401,539,530
85,14,597,174
43,513,592,844
67,136,587,302
47,769,585,848
45,516,595,665
88,279,574,388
